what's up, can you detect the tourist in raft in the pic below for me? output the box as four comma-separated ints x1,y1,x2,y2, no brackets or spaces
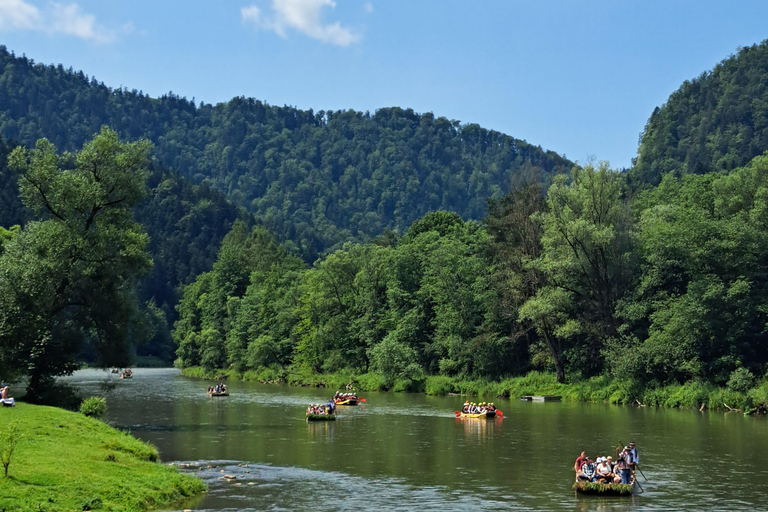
574,452,588,472
629,442,639,469
577,458,597,481
595,457,613,483
616,446,633,484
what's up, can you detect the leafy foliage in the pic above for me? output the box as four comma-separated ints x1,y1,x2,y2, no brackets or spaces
0,128,151,397
632,39,768,187
80,397,107,419
0,46,571,263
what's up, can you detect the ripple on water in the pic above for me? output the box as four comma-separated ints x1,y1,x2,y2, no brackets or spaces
169,461,521,511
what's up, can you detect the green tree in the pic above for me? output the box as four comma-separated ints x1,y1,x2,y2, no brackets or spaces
522,162,636,381
0,127,152,398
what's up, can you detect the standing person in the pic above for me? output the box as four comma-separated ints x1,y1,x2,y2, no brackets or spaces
629,442,639,469
617,446,633,484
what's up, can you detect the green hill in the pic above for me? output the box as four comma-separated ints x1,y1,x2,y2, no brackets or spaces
631,39,768,187
0,46,572,262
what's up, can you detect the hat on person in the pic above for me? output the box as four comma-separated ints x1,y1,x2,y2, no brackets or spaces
623,446,630,450
629,442,635,446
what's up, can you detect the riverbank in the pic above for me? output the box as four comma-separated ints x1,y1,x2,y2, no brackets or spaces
0,403,205,511
182,366,768,414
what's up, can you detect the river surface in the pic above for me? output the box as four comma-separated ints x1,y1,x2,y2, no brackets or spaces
64,368,768,511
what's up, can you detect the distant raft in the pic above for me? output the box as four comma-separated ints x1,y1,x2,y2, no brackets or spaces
306,413,336,421
208,391,229,397
456,410,498,419
572,477,635,496
334,397,359,406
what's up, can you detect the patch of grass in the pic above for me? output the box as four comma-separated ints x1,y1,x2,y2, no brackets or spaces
0,403,205,511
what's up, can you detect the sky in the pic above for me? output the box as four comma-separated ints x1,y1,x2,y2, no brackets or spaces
1,1,768,169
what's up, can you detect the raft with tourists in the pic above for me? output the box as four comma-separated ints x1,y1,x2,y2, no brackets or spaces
120,369,133,379
306,403,335,421
455,401,503,419
572,442,643,496
207,383,228,396
332,391,365,406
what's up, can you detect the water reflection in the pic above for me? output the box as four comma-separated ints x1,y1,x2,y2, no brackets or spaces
63,369,768,512
458,417,501,442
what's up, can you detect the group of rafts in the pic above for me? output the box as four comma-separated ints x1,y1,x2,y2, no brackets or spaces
209,383,641,497
306,391,366,421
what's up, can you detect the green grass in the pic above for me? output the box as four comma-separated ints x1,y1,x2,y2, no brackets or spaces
180,366,768,414
0,403,205,512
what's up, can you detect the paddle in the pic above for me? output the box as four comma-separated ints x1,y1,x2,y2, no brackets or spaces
455,411,462,417
495,410,504,419
359,398,366,402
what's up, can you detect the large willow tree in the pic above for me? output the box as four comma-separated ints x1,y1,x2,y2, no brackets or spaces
0,127,152,399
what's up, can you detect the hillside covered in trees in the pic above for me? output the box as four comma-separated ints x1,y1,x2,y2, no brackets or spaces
0,46,572,263
631,40,768,187
174,39,768,404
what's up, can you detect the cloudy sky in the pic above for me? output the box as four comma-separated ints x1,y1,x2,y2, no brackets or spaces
1,0,767,168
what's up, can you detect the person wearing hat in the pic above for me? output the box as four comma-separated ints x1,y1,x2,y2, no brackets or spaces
616,446,633,484
596,457,612,483
629,442,639,468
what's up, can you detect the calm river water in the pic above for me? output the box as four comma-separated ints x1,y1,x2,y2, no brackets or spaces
64,368,768,511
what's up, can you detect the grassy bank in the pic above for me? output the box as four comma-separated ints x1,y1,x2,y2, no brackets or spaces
182,366,768,414
0,403,205,512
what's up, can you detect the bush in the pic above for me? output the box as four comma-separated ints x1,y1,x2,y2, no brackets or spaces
425,375,455,395
0,421,21,477
80,397,107,418
727,368,755,393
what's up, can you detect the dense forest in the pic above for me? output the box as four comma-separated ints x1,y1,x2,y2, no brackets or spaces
0,136,249,362
174,156,768,393
174,39,768,396
0,46,571,263
631,40,768,187
4,37,768,402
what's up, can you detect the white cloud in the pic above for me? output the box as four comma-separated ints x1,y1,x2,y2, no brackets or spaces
0,0,41,30
242,0,360,47
0,0,117,43
365,2,372,13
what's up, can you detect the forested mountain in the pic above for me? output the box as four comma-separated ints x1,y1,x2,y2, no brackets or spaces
631,39,768,187
0,46,571,262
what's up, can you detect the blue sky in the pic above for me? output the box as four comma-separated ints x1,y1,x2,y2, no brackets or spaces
1,1,768,169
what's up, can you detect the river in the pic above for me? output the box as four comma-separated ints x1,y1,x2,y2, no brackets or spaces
64,368,768,511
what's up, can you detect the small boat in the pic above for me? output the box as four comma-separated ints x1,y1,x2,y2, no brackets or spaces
573,475,636,495
120,371,133,379
306,413,336,421
208,391,229,397
456,410,497,419
334,397,359,406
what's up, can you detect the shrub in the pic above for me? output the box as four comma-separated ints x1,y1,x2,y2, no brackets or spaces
727,368,755,393
1,421,22,477
80,397,107,418
425,375,455,395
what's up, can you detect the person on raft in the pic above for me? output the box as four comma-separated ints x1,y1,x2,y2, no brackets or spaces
577,457,597,481
615,446,634,484
460,402,496,414
307,404,332,415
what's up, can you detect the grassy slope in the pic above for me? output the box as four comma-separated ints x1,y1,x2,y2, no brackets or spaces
0,403,205,512
182,366,768,414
